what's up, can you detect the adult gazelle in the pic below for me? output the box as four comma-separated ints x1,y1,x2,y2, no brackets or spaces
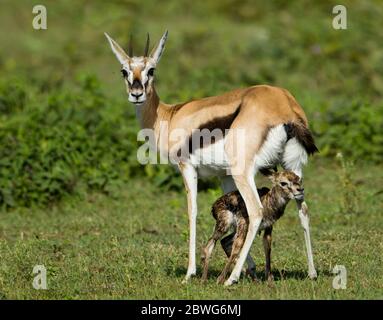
105,31,318,286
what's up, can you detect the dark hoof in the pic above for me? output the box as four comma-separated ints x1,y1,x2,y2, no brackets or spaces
267,274,274,287
246,268,259,282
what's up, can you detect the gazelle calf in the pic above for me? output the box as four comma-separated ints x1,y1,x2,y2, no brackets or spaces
202,170,304,284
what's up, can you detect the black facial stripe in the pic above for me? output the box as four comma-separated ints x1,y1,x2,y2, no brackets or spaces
131,79,143,90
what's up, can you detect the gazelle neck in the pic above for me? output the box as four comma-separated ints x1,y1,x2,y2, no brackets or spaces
270,186,290,208
135,87,161,130
134,86,177,158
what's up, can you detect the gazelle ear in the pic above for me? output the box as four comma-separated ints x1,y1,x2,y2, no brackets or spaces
150,30,168,64
104,32,129,65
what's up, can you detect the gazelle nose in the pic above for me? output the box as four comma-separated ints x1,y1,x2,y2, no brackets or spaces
131,92,143,99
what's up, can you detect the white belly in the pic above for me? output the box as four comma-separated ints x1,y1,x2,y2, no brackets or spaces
183,125,307,177
189,137,230,177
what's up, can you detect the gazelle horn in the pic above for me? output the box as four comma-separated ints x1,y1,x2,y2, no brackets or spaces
144,33,150,57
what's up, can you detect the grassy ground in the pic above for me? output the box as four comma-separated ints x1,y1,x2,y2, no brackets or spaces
0,159,382,299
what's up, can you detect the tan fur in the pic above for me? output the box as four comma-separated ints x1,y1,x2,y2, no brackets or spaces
141,85,307,155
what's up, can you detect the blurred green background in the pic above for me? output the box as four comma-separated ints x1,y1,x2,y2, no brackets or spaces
0,0,382,207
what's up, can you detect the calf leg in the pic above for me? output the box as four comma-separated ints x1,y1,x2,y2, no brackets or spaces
263,226,273,281
201,222,228,281
221,233,257,281
217,220,248,284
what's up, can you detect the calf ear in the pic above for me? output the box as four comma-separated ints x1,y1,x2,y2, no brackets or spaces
104,33,130,65
259,167,276,177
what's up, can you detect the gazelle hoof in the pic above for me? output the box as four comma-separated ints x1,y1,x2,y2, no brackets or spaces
308,270,318,279
265,272,274,282
246,268,258,282
224,277,238,287
267,274,275,287
182,274,194,284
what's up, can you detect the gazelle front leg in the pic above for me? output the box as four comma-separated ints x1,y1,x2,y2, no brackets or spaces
179,163,198,283
297,200,317,279
225,175,263,286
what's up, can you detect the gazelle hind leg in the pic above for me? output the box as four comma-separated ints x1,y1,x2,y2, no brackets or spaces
223,122,267,286
297,200,317,279
223,174,263,286
220,176,256,279
282,141,317,279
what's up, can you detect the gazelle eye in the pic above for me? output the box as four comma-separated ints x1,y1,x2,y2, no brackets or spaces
121,69,128,78
148,68,155,76
280,182,288,187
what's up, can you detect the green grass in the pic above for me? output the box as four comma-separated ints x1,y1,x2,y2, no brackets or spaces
0,159,382,299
